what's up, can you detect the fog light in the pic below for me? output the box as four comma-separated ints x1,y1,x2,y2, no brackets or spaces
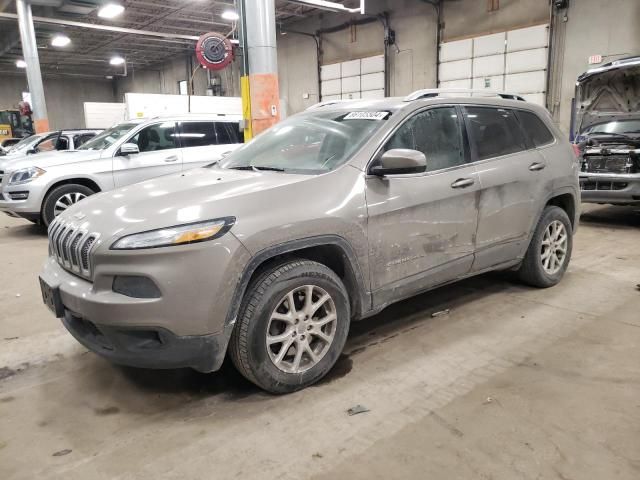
9,191,29,200
113,276,161,299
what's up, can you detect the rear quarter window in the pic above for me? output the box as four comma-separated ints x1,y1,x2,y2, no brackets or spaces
517,110,555,147
464,107,527,160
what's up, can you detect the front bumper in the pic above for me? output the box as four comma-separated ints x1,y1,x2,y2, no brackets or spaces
39,232,251,372
0,184,43,218
579,172,640,204
61,309,233,372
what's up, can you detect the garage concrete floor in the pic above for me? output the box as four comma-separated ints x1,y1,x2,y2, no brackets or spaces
0,205,639,480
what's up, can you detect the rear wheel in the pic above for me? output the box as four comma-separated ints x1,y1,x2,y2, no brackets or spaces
518,206,573,288
229,259,350,394
41,184,95,227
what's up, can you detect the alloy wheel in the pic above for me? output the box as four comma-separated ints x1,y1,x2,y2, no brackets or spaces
540,220,568,275
266,285,337,374
54,192,87,217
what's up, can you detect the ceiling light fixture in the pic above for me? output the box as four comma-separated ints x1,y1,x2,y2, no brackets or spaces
98,3,125,19
221,10,239,21
16,59,27,68
109,55,125,66
51,34,71,47
284,0,365,14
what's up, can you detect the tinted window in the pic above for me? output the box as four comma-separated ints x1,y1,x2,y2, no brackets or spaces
55,136,69,150
130,122,177,153
517,110,554,147
464,107,527,160
179,122,216,148
78,122,138,151
384,107,465,172
215,122,241,145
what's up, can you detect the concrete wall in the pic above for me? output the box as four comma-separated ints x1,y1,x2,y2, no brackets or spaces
441,0,550,41
0,74,115,130
114,55,241,102
277,0,438,115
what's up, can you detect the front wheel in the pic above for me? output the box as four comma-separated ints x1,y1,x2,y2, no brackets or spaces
518,205,573,288
41,184,95,227
229,259,351,394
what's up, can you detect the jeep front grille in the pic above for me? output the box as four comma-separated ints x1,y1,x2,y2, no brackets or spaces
48,220,99,280
582,155,634,174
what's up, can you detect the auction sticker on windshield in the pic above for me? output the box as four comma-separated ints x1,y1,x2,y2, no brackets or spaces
344,111,390,120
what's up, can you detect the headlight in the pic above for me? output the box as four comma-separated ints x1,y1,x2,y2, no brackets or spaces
8,167,46,185
110,217,235,250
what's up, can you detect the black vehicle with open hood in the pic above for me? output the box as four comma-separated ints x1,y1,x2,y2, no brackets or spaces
574,57,640,205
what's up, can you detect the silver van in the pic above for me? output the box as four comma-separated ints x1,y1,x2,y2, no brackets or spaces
0,114,242,225
39,90,580,393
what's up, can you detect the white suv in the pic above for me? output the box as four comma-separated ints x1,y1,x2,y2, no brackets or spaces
0,114,242,225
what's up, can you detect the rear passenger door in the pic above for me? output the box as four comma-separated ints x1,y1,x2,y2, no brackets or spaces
178,121,242,171
463,106,549,271
366,106,480,306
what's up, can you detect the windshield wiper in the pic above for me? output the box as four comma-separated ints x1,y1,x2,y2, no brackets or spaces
227,165,286,172
588,131,633,138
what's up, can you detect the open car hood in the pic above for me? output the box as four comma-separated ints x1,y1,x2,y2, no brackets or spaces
575,57,640,134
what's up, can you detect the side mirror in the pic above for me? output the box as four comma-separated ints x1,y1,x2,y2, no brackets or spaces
27,148,37,155
120,143,140,156
371,149,427,176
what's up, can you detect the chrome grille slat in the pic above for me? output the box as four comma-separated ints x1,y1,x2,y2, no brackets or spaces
47,220,99,280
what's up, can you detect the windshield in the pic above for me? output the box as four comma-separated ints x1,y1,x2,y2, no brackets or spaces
584,119,640,135
218,111,390,174
78,122,138,151
9,134,45,153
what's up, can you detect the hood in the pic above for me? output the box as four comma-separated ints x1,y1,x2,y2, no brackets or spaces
57,166,314,242
0,150,101,173
575,57,640,134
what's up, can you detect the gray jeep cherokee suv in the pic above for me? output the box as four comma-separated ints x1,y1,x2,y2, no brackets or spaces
39,90,580,393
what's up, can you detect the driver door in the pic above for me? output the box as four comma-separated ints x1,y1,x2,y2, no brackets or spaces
112,121,182,187
366,106,480,307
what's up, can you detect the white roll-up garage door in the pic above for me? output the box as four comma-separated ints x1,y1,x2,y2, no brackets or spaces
438,24,549,106
321,54,385,101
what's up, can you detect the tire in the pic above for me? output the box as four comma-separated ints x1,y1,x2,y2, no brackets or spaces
518,206,573,288
229,259,351,394
41,184,95,227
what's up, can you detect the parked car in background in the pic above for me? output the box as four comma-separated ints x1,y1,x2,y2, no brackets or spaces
574,57,640,205
39,91,579,393
0,129,101,159
0,114,242,225
0,137,23,154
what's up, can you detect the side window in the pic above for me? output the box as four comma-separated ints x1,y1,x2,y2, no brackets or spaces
384,107,465,172
214,122,241,145
129,122,177,153
74,134,95,148
517,110,555,147
56,136,69,150
464,107,527,160
36,135,59,152
178,122,216,148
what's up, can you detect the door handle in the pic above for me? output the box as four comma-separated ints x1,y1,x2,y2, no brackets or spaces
164,155,179,163
451,178,475,189
529,162,546,171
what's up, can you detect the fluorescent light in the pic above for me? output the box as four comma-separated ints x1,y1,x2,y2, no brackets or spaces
286,0,365,13
16,59,26,68
98,3,125,19
51,34,71,47
109,56,125,66
221,10,239,21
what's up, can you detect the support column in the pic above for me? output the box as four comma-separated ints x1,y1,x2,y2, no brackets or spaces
239,0,281,140
16,0,49,133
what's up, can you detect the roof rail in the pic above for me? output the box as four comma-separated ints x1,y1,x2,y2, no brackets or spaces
404,89,526,102
305,99,350,111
